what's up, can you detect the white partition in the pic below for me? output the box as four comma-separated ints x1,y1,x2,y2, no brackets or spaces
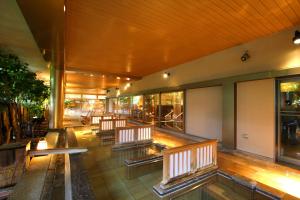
161,140,217,184
237,79,275,159
186,86,223,141
115,126,153,145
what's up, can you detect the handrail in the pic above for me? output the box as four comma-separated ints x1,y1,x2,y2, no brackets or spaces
161,140,217,185
115,125,153,145
164,110,173,119
174,112,183,119
99,118,127,132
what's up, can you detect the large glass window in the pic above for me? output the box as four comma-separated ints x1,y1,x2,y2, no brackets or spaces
143,94,159,125
160,91,184,132
278,80,300,164
118,96,131,115
131,95,143,121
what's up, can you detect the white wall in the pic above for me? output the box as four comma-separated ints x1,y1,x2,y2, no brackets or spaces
237,79,275,159
113,25,300,96
186,86,223,141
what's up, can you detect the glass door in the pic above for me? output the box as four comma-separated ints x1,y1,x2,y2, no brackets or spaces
278,79,300,165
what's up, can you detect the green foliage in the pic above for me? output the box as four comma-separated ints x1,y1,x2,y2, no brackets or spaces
0,50,49,117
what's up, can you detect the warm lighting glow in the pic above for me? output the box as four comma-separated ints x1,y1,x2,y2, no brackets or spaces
37,139,48,150
163,72,170,79
82,94,97,99
126,77,130,81
293,30,300,45
65,93,82,99
64,5,66,12
97,95,106,100
124,83,131,90
90,74,94,77
116,76,121,80
116,88,120,97
102,75,105,78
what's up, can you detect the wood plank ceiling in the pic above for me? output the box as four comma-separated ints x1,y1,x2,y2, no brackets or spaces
65,0,300,91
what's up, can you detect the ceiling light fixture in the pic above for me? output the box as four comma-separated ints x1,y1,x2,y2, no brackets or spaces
163,72,170,79
126,77,131,81
116,76,121,80
90,74,94,77
64,5,66,12
293,30,300,45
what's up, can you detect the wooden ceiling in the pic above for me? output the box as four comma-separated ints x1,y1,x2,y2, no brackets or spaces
65,0,300,81
65,71,132,94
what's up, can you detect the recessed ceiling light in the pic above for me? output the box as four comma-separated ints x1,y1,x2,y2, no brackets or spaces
126,77,130,81
116,76,121,80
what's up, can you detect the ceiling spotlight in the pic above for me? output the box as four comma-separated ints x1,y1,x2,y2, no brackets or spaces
163,72,170,79
293,30,300,45
126,77,131,81
102,75,105,78
90,74,94,77
241,51,250,62
116,76,121,80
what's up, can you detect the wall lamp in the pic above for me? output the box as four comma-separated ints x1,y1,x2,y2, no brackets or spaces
293,30,300,45
163,72,170,79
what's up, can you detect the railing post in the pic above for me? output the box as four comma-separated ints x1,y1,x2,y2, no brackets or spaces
191,147,197,173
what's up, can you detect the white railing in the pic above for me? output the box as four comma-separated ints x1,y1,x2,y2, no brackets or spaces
161,140,217,185
115,125,153,145
99,119,127,132
91,115,119,125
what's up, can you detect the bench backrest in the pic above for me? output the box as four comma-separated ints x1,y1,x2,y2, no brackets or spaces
115,125,153,145
99,119,127,131
161,140,217,185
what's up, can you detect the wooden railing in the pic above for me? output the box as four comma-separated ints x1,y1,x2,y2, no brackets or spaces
91,115,119,125
115,125,153,145
161,140,217,185
99,119,127,132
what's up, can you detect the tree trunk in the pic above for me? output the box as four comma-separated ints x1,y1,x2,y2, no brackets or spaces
8,103,21,141
2,111,11,144
0,113,3,145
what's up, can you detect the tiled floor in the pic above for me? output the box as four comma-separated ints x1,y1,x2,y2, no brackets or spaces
71,125,300,199
73,128,162,200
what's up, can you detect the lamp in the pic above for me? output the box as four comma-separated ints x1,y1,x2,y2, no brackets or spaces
293,30,300,45
163,72,170,79
37,138,48,150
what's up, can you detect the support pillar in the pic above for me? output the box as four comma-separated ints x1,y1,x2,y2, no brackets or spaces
49,65,65,129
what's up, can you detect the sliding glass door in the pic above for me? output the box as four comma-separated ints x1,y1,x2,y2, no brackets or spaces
278,79,300,165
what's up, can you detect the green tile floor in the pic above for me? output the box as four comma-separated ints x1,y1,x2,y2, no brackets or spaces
73,128,254,200
74,129,161,200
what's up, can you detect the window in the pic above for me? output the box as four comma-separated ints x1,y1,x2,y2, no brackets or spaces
131,95,143,121
160,91,184,132
144,94,159,125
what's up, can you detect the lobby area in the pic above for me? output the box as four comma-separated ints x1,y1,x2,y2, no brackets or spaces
1,0,300,199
